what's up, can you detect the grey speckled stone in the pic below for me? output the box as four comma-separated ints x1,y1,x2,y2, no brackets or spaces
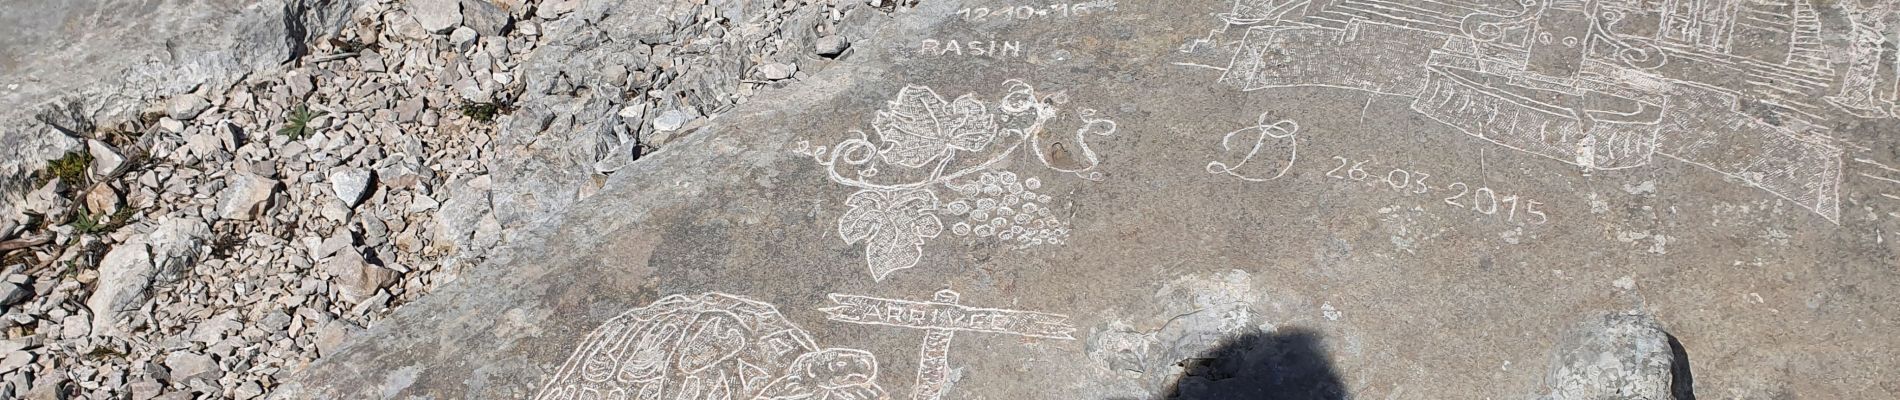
1542,311,1685,400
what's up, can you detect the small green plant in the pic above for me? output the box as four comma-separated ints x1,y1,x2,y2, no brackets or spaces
70,208,104,234
329,37,367,53
101,206,137,232
84,346,126,360
461,102,502,123
279,105,327,139
139,111,164,128
209,232,246,259
43,151,92,185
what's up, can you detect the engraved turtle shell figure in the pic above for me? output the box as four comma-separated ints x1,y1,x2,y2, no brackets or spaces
537,293,885,400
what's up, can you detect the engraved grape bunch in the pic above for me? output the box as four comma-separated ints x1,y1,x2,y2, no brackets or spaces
941,171,1070,248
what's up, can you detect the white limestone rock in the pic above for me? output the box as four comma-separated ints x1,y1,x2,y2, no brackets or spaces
217,172,279,221
407,0,462,33
329,167,374,207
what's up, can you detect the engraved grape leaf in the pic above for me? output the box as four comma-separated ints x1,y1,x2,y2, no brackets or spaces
837,188,944,281
872,85,999,168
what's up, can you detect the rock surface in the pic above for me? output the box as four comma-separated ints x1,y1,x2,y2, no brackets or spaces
0,0,555,397
0,0,1897,399
273,1,1900,399
0,0,357,194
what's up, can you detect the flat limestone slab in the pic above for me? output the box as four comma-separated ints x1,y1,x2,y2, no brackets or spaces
277,0,1900,398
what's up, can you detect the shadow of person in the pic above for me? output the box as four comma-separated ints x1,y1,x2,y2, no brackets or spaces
1667,333,1696,400
1160,328,1349,400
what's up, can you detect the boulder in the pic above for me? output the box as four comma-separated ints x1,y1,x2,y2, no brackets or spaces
0,0,358,194
313,320,364,357
431,174,492,253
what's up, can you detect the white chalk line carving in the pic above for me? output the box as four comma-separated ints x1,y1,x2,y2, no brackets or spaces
797,81,1119,281
536,293,885,400
941,171,1071,247
1853,158,1900,193
1176,0,1893,224
1860,173,1900,186
820,289,1077,400
1855,158,1900,174
1207,112,1300,182
1828,2,1898,119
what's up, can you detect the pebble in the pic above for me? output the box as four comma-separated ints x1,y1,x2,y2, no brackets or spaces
329,167,374,207
450,27,480,49
0,282,28,307
319,251,396,304
88,139,127,178
84,183,120,217
653,109,691,132
216,172,279,221
163,353,219,382
87,241,154,336
758,62,798,80
59,314,90,338
166,94,212,121
407,0,463,33
157,117,185,133
816,35,849,57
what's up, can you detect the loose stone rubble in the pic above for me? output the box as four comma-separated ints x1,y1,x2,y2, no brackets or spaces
0,0,871,398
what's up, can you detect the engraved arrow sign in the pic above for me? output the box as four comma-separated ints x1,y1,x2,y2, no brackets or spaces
820,289,1076,400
